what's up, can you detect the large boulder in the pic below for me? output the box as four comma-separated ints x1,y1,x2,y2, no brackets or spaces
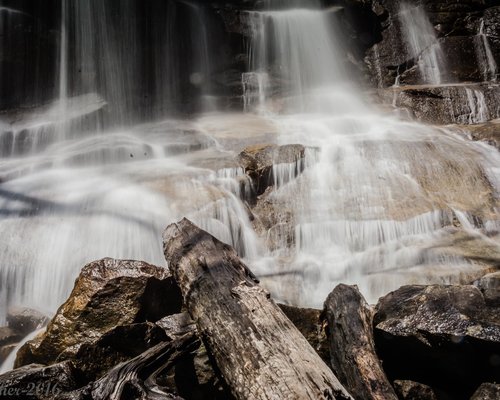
0,328,22,364
15,258,182,368
0,327,21,348
374,284,500,399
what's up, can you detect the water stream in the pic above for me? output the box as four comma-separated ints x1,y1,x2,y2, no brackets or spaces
0,0,499,371
398,3,448,85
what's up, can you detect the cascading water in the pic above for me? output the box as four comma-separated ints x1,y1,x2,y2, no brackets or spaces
0,0,499,374
475,19,498,82
0,0,261,331
464,88,489,124
245,4,347,113
244,1,500,306
398,3,448,85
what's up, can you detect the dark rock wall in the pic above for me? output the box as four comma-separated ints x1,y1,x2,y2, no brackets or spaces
2,0,500,115
364,0,500,87
0,0,60,110
0,0,243,121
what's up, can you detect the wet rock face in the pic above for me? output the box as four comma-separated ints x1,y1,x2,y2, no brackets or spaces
0,328,21,364
374,284,500,399
0,308,49,364
237,144,306,197
378,84,500,125
251,186,295,251
15,258,182,368
364,0,499,87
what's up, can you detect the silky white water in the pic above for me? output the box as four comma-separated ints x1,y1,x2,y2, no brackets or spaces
398,3,448,85
476,19,498,82
243,3,500,306
0,1,499,375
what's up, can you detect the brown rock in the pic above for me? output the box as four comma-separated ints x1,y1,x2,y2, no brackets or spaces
15,258,182,368
374,284,500,399
237,144,306,197
393,380,438,400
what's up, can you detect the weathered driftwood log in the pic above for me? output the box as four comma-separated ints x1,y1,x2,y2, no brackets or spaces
56,315,201,400
163,218,352,400
90,332,199,400
323,284,397,400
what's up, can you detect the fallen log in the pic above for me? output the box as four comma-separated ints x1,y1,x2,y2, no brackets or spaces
90,332,199,400
57,332,199,400
163,218,352,400
322,284,397,400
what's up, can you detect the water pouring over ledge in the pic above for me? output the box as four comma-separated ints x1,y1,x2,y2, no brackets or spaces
242,0,500,306
0,0,498,337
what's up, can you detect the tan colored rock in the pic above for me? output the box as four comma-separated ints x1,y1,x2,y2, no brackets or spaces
15,258,182,368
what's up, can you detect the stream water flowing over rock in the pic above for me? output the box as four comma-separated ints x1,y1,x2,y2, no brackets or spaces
0,0,500,375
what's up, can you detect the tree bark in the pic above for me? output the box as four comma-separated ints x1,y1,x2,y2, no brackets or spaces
89,332,199,400
163,218,352,400
322,284,397,400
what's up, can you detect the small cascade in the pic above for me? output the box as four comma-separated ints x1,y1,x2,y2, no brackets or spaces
0,328,45,373
398,3,447,85
242,72,269,112
245,2,500,306
0,93,106,159
475,20,498,82
246,6,346,112
465,88,489,124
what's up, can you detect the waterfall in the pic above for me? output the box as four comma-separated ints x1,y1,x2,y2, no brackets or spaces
0,0,260,329
245,2,500,306
475,20,498,82
0,0,499,342
465,88,489,124
246,6,347,112
398,3,447,85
